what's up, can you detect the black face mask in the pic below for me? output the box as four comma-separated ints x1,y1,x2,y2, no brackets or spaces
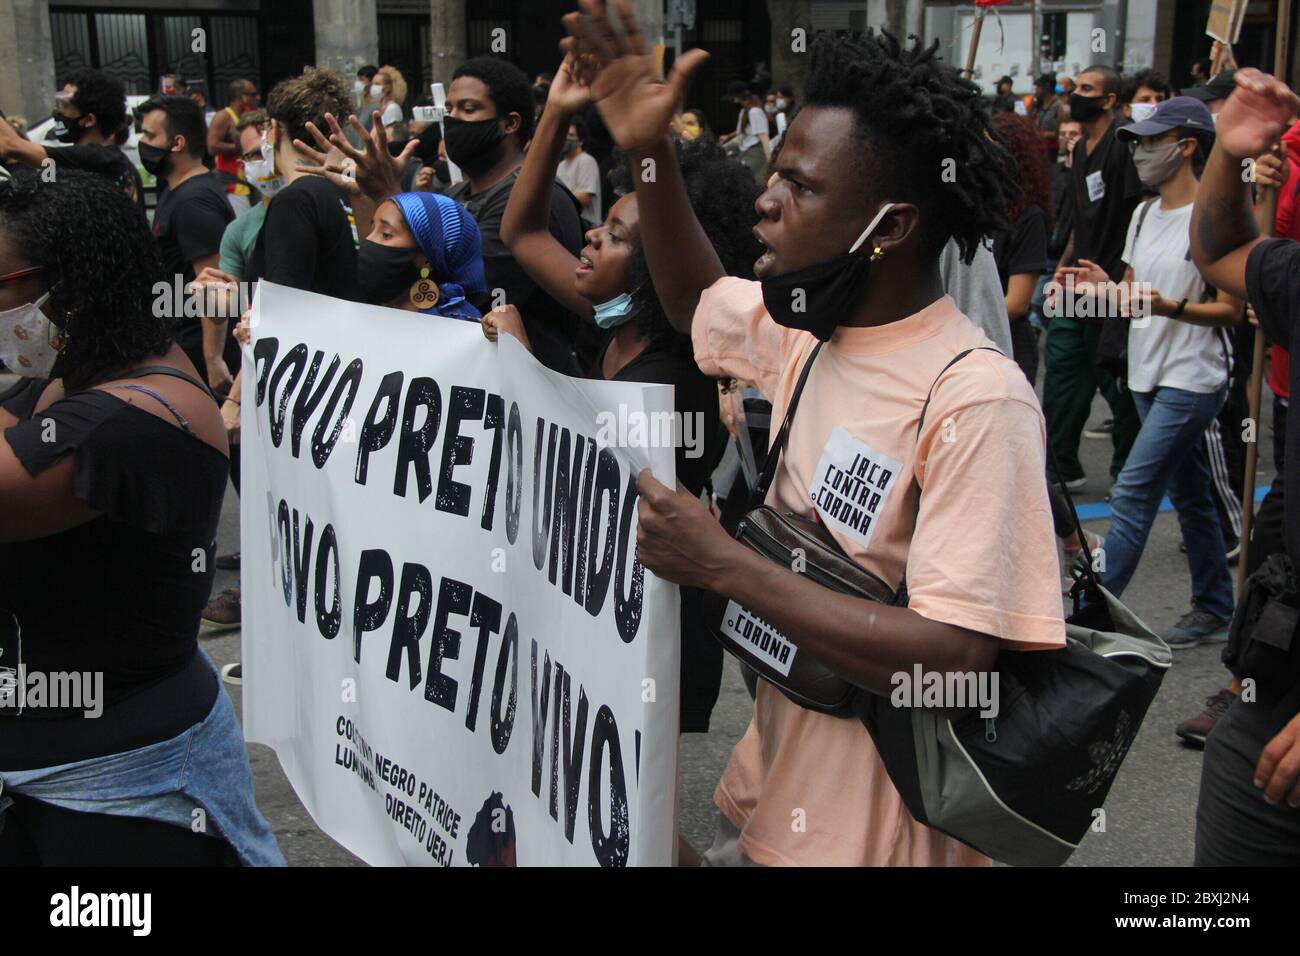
412,125,441,164
442,114,506,177
138,142,171,179
51,116,83,144
1068,91,1106,122
358,240,421,306
759,203,895,341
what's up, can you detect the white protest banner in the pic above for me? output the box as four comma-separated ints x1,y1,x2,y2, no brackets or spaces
240,282,680,866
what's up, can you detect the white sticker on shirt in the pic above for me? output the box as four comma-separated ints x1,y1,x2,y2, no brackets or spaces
1086,170,1106,203
721,600,797,676
809,426,902,551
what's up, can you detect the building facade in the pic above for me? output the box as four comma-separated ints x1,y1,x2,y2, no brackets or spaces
1,1,1296,135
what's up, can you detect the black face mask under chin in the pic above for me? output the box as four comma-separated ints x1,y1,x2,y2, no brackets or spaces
442,115,506,178
358,240,421,306
759,202,897,341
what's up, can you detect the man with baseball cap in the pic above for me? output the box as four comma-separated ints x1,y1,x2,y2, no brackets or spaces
1183,70,1239,115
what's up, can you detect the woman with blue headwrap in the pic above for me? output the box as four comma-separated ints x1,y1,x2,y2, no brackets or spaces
356,190,487,320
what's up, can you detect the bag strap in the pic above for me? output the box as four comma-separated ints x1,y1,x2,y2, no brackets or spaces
748,341,825,508
1133,195,1158,243
902,346,1103,601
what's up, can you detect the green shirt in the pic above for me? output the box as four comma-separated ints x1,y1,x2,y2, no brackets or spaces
218,202,267,279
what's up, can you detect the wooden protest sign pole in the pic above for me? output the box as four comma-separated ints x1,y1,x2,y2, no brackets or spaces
965,7,987,77
1237,0,1292,591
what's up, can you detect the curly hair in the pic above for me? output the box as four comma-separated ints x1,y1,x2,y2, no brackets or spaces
66,67,128,141
376,65,408,107
453,57,536,146
266,67,352,145
802,30,1015,263
991,112,1051,230
0,167,168,391
611,137,762,355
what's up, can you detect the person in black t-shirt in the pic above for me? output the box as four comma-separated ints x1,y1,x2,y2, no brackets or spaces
492,55,763,733
1188,66,1300,865
202,67,361,645
991,112,1052,386
136,95,236,380
1042,65,1142,490
443,57,586,375
0,166,280,866
0,68,143,212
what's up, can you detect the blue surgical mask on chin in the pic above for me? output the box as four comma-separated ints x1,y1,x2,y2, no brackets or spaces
592,291,635,329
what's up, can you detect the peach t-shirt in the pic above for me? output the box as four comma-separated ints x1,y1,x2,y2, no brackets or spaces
693,278,1066,867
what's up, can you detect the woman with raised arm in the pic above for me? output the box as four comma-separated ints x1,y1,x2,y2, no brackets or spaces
494,52,764,736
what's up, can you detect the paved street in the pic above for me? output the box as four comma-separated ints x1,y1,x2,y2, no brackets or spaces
35,364,1266,867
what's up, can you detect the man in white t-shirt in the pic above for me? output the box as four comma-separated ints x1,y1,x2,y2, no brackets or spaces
1060,97,1241,647
555,116,602,227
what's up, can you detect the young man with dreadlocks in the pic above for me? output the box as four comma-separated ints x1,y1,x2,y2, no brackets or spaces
564,0,1065,866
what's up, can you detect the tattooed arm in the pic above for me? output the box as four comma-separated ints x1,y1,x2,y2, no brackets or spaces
1192,69,1300,300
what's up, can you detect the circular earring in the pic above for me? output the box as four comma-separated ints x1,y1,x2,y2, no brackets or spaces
408,266,440,309
869,246,885,262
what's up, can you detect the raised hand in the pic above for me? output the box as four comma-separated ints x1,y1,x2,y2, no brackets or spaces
561,0,709,154
1215,69,1300,161
1254,141,1291,192
546,52,595,117
295,111,415,201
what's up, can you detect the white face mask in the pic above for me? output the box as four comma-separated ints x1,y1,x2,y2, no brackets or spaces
1129,102,1158,123
0,292,62,378
244,131,284,197
353,79,365,94
370,84,384,100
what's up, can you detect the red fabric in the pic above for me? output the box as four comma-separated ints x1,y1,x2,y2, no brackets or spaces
1265,121,1300,400
974,0,1012,6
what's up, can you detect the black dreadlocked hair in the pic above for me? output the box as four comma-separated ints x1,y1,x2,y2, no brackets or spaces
610,137,762,355
802,30,1016,264
0,167,168,392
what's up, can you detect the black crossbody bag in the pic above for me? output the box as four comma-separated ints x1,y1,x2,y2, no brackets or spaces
703,342,1171,864
703,341,905,714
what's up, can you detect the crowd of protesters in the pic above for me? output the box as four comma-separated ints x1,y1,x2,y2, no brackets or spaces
0,0,1298,868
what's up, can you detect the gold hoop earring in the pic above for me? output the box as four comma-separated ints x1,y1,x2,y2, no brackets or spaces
408,266,440,309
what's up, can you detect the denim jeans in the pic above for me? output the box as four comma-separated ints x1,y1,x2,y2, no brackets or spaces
1101,385,1235,620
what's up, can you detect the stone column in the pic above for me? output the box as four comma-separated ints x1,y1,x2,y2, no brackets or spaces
429,0,465,89
314,0,379,80
0,0,56,127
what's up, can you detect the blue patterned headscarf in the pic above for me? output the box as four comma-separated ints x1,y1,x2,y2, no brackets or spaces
390,192,486,321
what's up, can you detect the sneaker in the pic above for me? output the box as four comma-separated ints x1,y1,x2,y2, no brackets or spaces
221,662,242,685
1175,688,1236,747
1084,419,1114,439
1063,530,1102,572
1063,474,1087,491
1162,608,1231,648
215,551,241,571
201,587,241,633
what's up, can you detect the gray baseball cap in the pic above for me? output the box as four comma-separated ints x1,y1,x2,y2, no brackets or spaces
1118,95,1216,140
